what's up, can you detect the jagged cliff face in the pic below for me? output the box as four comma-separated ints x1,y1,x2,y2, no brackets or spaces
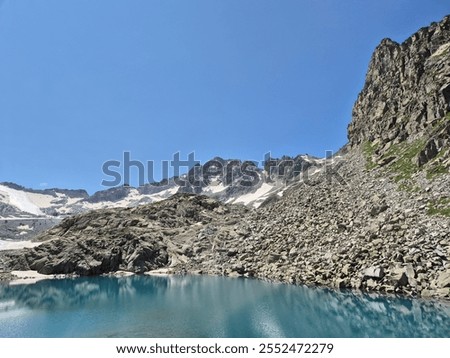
348,15,450,167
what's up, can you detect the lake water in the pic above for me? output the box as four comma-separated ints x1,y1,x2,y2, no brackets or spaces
0,275,449,338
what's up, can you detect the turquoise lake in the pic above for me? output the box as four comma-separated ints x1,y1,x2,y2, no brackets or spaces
0,275,449,338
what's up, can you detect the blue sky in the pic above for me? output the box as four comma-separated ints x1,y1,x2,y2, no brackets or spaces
0,0,448,193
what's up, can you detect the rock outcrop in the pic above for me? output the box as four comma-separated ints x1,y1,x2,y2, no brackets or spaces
348,15,450,167
0,195,248,276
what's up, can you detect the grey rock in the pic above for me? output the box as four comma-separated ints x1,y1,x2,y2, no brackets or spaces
363,266,385,280
388,268,409,287
436,270,450,288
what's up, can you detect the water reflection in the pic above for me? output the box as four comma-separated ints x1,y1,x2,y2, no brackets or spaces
0,275,449,337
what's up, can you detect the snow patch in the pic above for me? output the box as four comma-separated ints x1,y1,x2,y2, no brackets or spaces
148,186,179,201
202,183,227,194
0,185,44,216
0,240,42,251
10,270,53,285
16,224,32,231
230,183,275,207
26,192,56,208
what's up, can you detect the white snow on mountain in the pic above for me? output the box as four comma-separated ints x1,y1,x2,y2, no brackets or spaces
0,239,42,251
0,184,45,216
227,182,277,207
142,186,179,201
202,182,227,195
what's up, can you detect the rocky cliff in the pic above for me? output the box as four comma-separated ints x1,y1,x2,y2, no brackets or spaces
348,15,450,170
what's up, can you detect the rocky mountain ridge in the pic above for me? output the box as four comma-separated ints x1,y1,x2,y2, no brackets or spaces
348,15,450,171
0,154,324,239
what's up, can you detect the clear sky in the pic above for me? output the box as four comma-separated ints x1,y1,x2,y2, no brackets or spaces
0,0,448,193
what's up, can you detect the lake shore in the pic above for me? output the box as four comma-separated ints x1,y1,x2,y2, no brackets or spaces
1,267,449,304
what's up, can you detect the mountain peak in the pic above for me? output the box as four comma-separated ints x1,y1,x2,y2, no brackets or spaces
348,15,450,171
